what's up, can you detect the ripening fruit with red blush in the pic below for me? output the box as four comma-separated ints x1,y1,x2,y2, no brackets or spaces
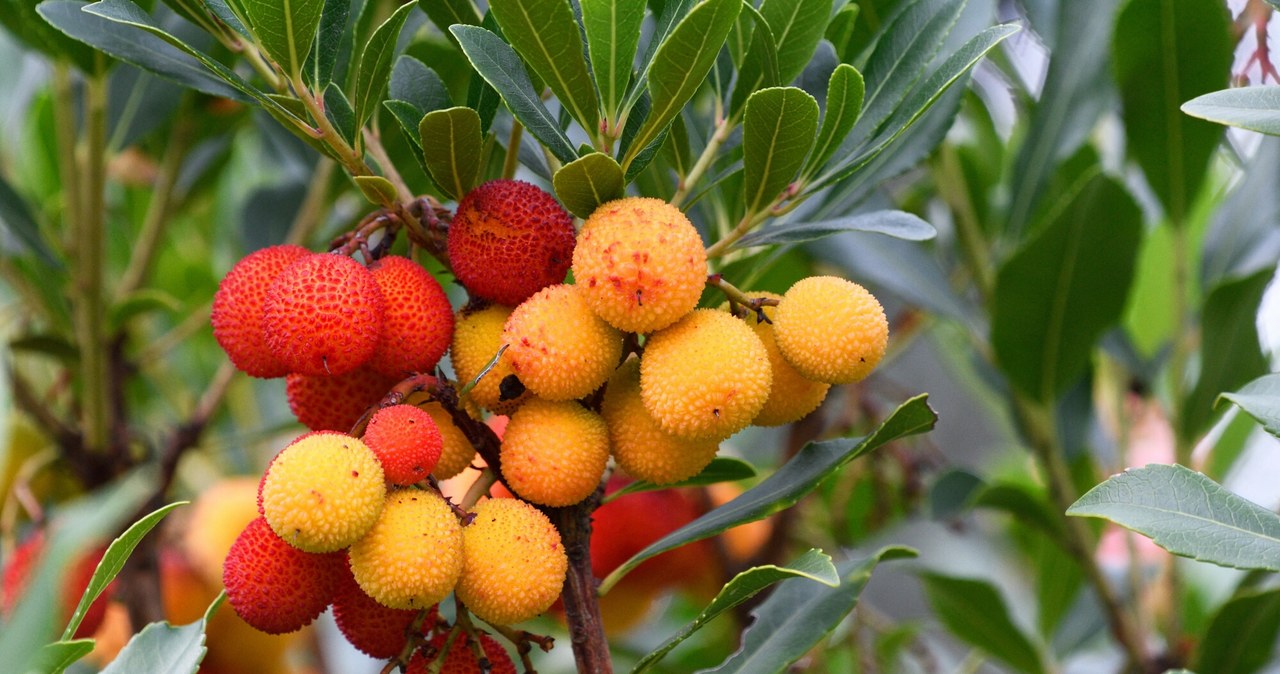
0,533,112,639
367,256,454,378
456,498,567,625
212,244,309,378
263,253,385,376
447,180,575,306
501,284,622,401
407,632,516,674
451,303,528,415
222,516,346,634
332,556,435,658
591,479,707,592
286,368,397,432
362,404,443,485
500,399,609,507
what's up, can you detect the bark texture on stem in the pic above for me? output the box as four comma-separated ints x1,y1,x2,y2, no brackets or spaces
550,500,612,674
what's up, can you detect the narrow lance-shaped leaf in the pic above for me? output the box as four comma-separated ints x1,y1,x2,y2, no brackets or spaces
323,83,356,144
622,0,741,169
350,1,416,130
631,549,840,673
304,0,348,89
490,0,600,137
604,457,756,503
730,0,830,114
450,25,578,163
1068,463,1280,571
727,2,780,117
418,0,482,46
620,0,695,114
420,107,484,201
920,573,1047,674
1219,374,1280,441
236,0,327,78
0,0,96,70
802,63,864,179
0,173,61,268
582,0,645,121
734,209,935,249
1182,86,1280,136
32,641,95,674
742,87,819,215
600,395,936,593
1195,588,1280,674
553,152,625,219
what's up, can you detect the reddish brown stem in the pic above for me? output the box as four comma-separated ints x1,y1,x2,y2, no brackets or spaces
549,498,612,674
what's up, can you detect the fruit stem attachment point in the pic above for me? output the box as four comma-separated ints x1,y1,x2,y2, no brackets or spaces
460,468,499,511
707,274,777,322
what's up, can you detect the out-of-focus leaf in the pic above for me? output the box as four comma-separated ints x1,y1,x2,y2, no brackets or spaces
600,395,936,593
742,87,818,214
32,640,96,673
0,173,60,268
803,64,864,178
489,0,599,134
992,173,1142,402
1219,374,1280,441
974,483,1063,539
928,469,984,520
1068,463,1280,571
621,0,695,113
735,209,935,249
1182,86,1280,136
419,106,483,200
349,1,415,129
419,0,482,38
921,573,1047,674
825,3,859,62
450,25,578,163
605,457,757,502
631,549,839,673
1180,269,1272,439
701,546,917,673
1201,138,1280,286
725,0,783,116
1195,588,1280,674
236,0,327,78
553,153,625,219
107,289,181,332
100,593,224,674
10,334,79,363
582,0,645,120
1113,0,1231,224
2,0,96,69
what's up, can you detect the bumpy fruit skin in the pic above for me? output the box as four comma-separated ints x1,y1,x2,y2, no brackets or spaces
773,276,888,384
451,304,528,415
500,399,609,506
407,633,516,674
263,253,385,376
368,256,455,378
332,556,434,658
640,309,771,440
363,404,443,485
1,534,111,639
502,284,622,401
457,498,567,625
286,368,396,432
222,516,346,634
602,357,719,484
448,180,575,306
422,402,477,480
348,489,463,610
572,197,707,333
183,477,261,587
212,244,310,378
728,294,830,426
261,432,386,552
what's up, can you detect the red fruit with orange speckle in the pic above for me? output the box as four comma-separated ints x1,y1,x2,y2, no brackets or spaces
447,180,575,306
263,253,385,376
212,244,310,378
286,368,397,432
332,556,435,658
221,517,345,634
362,404,443,485
367,256,454,379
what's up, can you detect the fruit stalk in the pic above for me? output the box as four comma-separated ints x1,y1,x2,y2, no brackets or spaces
551,499,612,674
73,56,111,453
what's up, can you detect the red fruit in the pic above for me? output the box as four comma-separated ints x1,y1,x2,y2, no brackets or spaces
591,479,705,590
368,256,455,378
263,253,385,376
407,632,516,674
332,556,435,658
211,244,310,378
447,180,575,306
362,404,444,485
0,533,112,639
286,368,397,432
222,516,345,634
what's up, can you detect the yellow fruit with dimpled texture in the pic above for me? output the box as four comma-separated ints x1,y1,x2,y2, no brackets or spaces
457,498,567,625
726,293,830,426
500,399,608,506
502,284,622,401
451,303,528,415
348,489,463,610
640,309,771,440
260,432,386,553
602,357,719,485
773,276,888,384
572,197,708,334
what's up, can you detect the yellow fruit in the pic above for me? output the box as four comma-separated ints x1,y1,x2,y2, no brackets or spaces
451,304,528,415
572,197,708,333
773,276,888,384
640,309,771,440
422,402,477,480
456,498,567,625
602,357,719,484
260,432,386,553
183,477,261,587
348,489,464,610
724,293,830,426
502,284,622,401
500,399,608,506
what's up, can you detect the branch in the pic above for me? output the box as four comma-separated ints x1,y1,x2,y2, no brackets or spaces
548,492,612,674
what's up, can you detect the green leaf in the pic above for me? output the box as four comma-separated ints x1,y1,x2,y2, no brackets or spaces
621,0,694,113
0,173,60,268
581,0,645,121
600,395,936,593
323,82,356,144
604,457,757,503
1195,588,1280,674
304,0,348,89
742,87,818,214
622,0,741,168
920,573,1046,674
450,25,579,163
1219,374,1280,441
64,501,188,640
1113,0,1231,225
973,483,1063,540
730,0,830,114
928,469,984,520
1180,269,1272,439
632,549,839,673
390,57,452,114
991,173,1142,402
734,209,935,249
419,0,482,44
350,1,416,130
32,640,96,674
100,593,225,674
2,0,96,70
236,0,326,78
489,0,599,135
1068,463,1280,572
107,289,181,332
702,546,917,673
802,64,864,178
419,106,483,200
1182,87,1280,136
727,2,781,117
353,175,399,206
553,152,625,218
10,334,79,363
824,2,859,63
